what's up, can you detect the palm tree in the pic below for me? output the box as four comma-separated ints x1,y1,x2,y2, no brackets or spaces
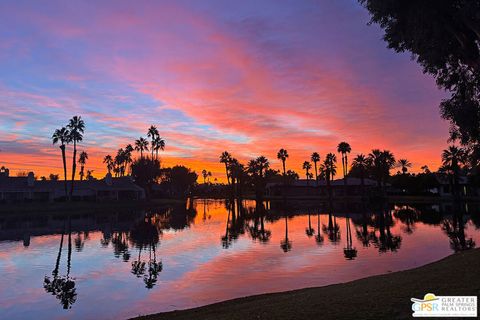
398,158,412,174
219,151,232,185
78,151,88,181
52,127,70,198
277,148,289,177
103,155,114,174
202,169,208,184
147,125,159,159
442,146,466,197
303,161,312,185
115,148,126,176
124,144,134,175
323,153,337,198
135,137,149,159
67,116,85,199
311,152,320,185
352,154,369,195
85,170,94,180
153,136,165,160
256,156,269,177
337,142,351,192
368,149,395,188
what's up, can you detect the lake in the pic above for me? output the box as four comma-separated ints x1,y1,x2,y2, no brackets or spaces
0,199,479,319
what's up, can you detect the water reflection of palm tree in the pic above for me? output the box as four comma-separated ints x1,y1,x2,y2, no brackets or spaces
323,211,340,243
355,211,372,247
129,216,162,289
343,214,357,260
393,206,419,234
305,210,315,237
315,211,324,244
442,205,475,252
44,218,77,309
112,232,131,262
248,202,271,243
280,216,292,252
372,206,402,253
221,203,232,248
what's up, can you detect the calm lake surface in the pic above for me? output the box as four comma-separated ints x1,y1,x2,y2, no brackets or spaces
1,199,479,319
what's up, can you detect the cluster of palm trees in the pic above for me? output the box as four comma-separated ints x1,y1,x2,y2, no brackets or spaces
103,125,166,177
52,116,85,199
201,169,212,184
218,142,418,198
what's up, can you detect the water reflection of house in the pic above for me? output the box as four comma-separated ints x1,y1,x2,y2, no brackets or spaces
266,178,378,198
0,170,145,202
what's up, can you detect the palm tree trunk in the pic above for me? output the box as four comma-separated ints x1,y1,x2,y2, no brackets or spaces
224,163,230,185
314,162,318,186
61,145,68,198
70,140,77,199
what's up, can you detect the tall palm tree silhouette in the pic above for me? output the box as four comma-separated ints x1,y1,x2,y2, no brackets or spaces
135,137,149,159
277,149,289,177
398,158,412,174
147,125,159,159
124,144,134,174
337,142,351,194
52,127,70,198
311,152,320,185
303,161,312,185
103,155,114,174
153,136,165,160
219,151,232,185
67,116,85,199
78,151,88,181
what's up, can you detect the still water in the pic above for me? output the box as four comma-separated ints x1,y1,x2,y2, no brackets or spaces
0,199,479,319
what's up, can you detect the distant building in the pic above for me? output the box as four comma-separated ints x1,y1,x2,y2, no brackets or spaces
428,174,476,197
0,169,145,202
266,177,378,198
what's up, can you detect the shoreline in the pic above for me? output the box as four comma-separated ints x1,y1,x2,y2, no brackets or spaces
132,249,480,320
0,198,186,215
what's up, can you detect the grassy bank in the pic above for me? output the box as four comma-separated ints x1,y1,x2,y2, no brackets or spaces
0,198,185,215
134,249,480,320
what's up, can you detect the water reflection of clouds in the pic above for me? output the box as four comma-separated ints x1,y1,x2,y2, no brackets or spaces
0,200,479,319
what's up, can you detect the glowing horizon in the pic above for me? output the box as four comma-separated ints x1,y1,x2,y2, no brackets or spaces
0,0,449,181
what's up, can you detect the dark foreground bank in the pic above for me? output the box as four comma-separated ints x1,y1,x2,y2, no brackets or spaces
133,249,480,320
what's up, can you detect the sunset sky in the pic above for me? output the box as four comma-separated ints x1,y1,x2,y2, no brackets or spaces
0,0,449,181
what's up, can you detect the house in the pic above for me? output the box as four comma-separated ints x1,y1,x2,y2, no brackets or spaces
428,174,477,197
265,177,379,198
0,169,145,202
